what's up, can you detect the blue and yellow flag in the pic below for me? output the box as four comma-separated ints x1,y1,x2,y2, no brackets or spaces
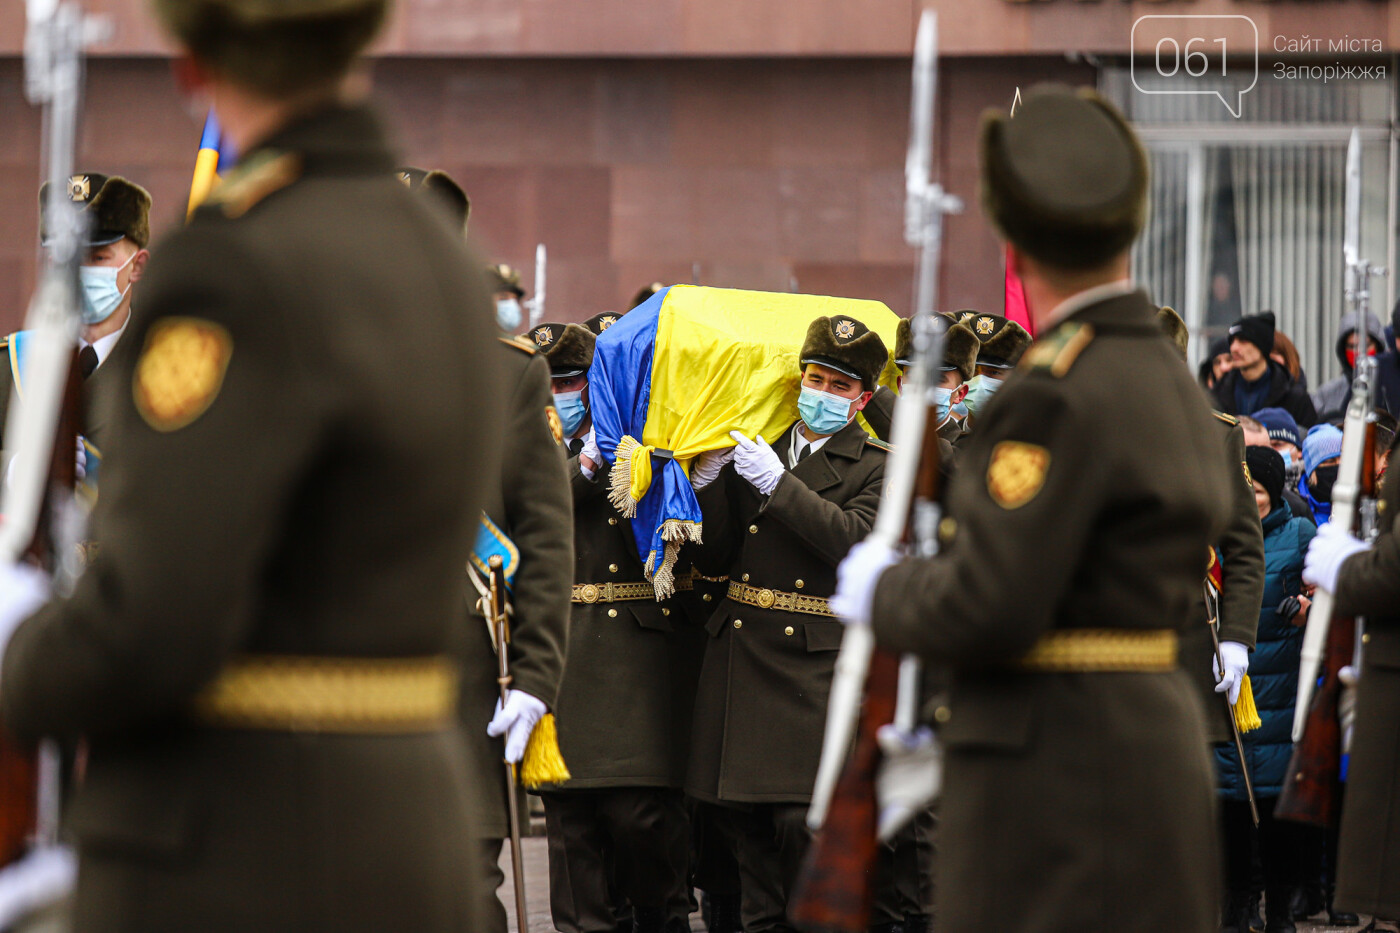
590,284,900,598
186,111,236,218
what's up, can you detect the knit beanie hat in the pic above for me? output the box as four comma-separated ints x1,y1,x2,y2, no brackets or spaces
1254,407,1302,450
1302,423,1344,479
1246,445,1285,511
1228,311,1276,358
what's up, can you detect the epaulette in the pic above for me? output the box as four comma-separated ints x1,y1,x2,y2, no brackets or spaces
1213,410,1240,426
1018,322,1095,378
206,151,302,219
864,436,893,452
498,335,538,355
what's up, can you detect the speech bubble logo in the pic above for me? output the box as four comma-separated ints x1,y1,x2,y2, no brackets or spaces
1131,15,1258,119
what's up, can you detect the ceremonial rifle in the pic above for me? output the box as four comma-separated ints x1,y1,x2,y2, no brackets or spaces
486,555,531,933
0,0,107,919
1278,128,1385,828
789,14,960,931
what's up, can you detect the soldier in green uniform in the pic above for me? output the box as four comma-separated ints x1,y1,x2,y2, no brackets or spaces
1158,307,1265,771
961,312,1033,432
685,314,890,933
0,173,152,451
862,315,978,451
404,168,572,933
527,322,694,933
834,85,1231,933
1303,431,1400,922
0,0,503,929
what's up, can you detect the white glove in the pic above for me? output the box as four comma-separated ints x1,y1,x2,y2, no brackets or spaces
1302,521,1370,594
0,563,50,668
1213,640,1250,706
830,538,899,627
690,447,735,489
579,429,600,481
487,689,547,764
728,430,784,496
875,724,943,841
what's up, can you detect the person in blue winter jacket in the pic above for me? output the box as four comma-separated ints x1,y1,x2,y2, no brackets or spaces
1298,423,1344,526
1216,445,1319,933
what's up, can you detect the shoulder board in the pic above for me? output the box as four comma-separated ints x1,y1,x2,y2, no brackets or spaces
1018,322,1095,378
1213,410,1240,426
206,151,302,219
498,335,538,355
864,436,893,452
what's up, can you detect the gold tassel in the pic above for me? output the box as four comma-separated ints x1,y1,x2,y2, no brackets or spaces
1233,675,1262,733
520,713,571,789
608,436,643,518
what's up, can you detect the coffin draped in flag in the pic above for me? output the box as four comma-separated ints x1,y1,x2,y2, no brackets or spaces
589,284,901,598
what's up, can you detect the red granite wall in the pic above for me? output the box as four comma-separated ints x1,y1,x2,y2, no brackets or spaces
0,53,1092,331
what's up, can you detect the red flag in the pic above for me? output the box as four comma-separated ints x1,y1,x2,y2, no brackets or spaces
1003,245,1034,337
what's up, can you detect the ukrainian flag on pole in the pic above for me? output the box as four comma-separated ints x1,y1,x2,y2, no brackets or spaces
186,111,234,218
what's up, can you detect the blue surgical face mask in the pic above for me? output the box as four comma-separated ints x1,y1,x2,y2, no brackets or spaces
798,385,856,436
496,298,522,331
964,373,1004,417
1276,448,1292,471
932,386,953,425
952,399,969,420
553,388,588,437
78,251,137,325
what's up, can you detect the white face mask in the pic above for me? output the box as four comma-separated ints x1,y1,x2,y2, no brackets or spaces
496,298,522,331
78,250,137,325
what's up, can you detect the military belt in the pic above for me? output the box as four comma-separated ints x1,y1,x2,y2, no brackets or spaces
727,582,834,617
193,655,457,733
1014,629,1178,672
572,574,691,604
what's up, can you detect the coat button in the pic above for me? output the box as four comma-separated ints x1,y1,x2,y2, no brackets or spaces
609,563,619,573
749,524,759,534
608,517,618,525
662,608,671,616
1363,632,1372,645
794,579,804,589
733,619,743,630
742,573,750,582
608,609,618,618
934,706,951,723
939,517,958,541
784,626,794,636
703,593,712,602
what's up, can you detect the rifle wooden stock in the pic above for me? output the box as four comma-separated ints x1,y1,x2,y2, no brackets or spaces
1278,419,1375,829
790,404,944,932
1276,611,1355,828
0,348,81,867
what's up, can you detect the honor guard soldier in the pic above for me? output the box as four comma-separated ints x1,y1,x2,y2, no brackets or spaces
835,85,1232,933
1159,308,1265,773
527,322,694,933
863,315,979,454
686,314,889,933
961,312,1033,430
0,173,152,451
583,311,623,335
0,0,504,928
405,168,572,933
1303,427,1400,921
488,263,527,333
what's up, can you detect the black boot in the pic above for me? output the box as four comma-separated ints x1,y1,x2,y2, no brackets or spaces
702,892,743,933
1222,890,1252,933
1327,885,1361,927
1247,890,1264,932
1290,883,1324,921
1264,887,1296,933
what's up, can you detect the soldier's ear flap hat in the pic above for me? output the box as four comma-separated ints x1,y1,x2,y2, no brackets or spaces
941,322,980,384
979,84,1149,271
894,318,913,368
800,315,888,392
631,282,664,310
583,312,623,335
486,263,526,298
397,167,470,237
528,323,595,378
968,313,1033,369
1156,307,1190,361
40,173,152,249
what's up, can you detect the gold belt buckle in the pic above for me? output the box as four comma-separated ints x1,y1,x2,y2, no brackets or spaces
756,588,776,609
579,584,600,604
